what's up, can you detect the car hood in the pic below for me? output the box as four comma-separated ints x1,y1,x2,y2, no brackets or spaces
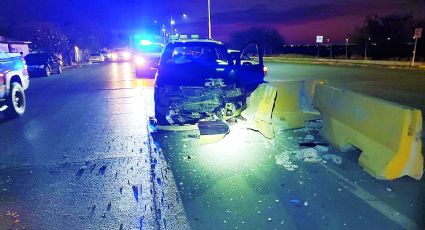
156,64,236,87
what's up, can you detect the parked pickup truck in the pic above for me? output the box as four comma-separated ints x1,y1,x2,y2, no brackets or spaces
0,51,29,118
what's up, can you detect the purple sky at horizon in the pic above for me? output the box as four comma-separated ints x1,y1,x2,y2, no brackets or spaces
0,0,424,44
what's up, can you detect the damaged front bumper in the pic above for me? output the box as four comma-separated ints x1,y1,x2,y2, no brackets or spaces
154,83,245,125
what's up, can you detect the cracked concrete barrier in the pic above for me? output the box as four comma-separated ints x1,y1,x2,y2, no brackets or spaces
269,80,321,129
313,83,423,180
241,83,277,138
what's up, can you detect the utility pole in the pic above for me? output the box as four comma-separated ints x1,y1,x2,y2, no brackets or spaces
327,38,332,59
345,38,348,60
364,37,370,60
208,0,212,39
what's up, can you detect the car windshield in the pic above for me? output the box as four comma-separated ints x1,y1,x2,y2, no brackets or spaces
163,43,229,66
25,54,48,65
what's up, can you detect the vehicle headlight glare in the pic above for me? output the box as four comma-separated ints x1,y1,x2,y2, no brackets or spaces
135,57,145,66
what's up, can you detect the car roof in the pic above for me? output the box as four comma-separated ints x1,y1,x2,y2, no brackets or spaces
168,39,224,46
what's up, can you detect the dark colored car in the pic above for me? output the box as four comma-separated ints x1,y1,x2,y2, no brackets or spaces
0,51,29,118
25,53,62,77
153,39,266,125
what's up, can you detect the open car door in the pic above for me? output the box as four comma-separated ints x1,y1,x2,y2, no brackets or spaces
235,42,266,95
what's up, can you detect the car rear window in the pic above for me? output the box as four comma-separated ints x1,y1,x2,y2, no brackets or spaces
162,43,229,66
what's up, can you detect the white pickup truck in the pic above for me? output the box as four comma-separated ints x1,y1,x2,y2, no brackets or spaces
0,51,29,118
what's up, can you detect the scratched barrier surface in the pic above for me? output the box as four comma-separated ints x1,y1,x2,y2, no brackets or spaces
270,80,321,129
241,84,277,138
313,83,423,180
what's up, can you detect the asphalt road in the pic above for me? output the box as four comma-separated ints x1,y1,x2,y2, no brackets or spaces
0,62,424,229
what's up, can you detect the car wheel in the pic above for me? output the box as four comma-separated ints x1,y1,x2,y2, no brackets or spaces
5,82,26,118
45,67,51,77
154,107,169,125
57,65,62,74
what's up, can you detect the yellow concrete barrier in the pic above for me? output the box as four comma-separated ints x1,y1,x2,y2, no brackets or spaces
270,80,321,129
313,83,423,180
241,84,277,138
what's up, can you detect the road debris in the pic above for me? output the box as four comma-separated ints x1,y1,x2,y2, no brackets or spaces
275,152,298,171
322,154,342,165
294,148,321,163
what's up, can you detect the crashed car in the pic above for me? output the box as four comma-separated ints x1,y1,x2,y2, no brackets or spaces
152,39,266,126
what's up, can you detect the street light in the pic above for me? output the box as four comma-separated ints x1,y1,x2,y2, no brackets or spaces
170,17,176,35
207,0,212,38
162,24,167,44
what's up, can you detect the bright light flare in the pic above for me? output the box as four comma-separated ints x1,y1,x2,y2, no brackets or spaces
140,40,152,46
123,52,131,59
135,56,146,66
111,53,118,60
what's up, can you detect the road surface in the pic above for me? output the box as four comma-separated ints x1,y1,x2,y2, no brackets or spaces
0,62,424,229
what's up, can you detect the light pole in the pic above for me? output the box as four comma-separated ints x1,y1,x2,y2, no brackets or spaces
170,17,176,35
345,38,348,60
364,37,370,60
327,38,332,59
162,24,166,44
208,0,212,39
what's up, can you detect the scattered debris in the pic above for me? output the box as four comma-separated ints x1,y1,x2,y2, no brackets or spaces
299,142,329,147
76,166,87,178
322,154,342,165
275,153,298,171
98,165,107,175
294,148,321,163
315,145,329,152
290,199,302,207
132,186,139,202
304,134,315,141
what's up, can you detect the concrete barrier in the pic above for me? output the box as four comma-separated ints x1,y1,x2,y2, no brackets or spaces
270,80,321,129
241,84,277,138
313,83,423,180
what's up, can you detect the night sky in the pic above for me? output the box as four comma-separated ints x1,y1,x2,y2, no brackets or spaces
0,0,424,44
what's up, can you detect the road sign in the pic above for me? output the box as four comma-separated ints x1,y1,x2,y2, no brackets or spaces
316,36,324,43
414,28,422,38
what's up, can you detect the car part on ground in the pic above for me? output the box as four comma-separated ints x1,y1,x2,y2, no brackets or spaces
198,120,230,144
313,83,423,180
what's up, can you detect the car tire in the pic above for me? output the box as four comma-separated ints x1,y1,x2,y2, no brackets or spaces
154,107,169,125
5,82,26,118
57,65,62,74
45,67,51,77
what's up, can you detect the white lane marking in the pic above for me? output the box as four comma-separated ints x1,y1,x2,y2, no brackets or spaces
321,163,419,230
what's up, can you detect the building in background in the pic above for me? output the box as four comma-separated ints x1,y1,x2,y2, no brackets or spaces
0,36,31,55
